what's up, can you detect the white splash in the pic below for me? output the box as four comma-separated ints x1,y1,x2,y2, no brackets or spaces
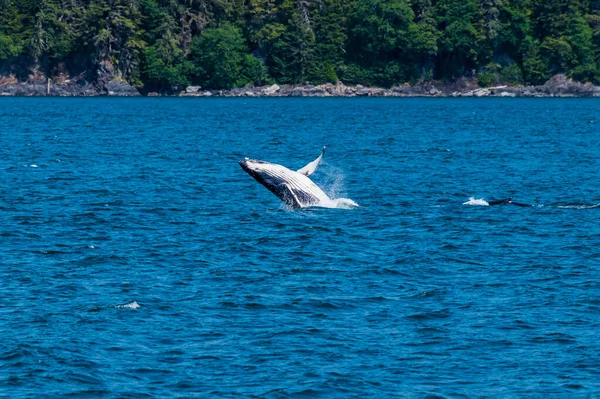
558,203,600,209
463,197,489,206
29,164,38,168
324,169,346,200
115,301,140,309
317,197,360,209
314,165,358,209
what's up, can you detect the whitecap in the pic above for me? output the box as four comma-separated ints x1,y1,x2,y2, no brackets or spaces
29,164,38,168
114,301,140,309
463,197,489,206
558,203,600,210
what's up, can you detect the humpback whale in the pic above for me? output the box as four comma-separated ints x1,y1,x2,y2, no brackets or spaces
464,197,532,207
487,197,532,207
239,147,333,209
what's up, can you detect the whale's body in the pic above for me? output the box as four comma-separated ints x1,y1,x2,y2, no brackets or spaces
239,147,331,209
464,197,532,207
487,197,532,207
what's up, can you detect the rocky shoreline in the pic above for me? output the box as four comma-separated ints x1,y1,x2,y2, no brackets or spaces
183,75,600,98
0,76,140,97
1,74,599,98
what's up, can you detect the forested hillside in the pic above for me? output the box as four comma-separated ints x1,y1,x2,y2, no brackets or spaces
1,0,599,91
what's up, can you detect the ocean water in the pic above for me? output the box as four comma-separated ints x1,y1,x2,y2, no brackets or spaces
1,97,599,398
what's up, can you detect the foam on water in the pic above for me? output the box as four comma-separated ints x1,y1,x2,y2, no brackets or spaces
317,197,360,209
310,164,358,209
463,197,489,206
558,202,600,209
114,301,140,309
288,196,359,210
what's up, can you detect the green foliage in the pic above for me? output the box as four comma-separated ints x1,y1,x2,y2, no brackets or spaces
0,1,25,61
479,62,524,87
241,54,268,85
499,63,524,85
348,0,416,61
477,71,497,87
435,0,481,78
522,41,552,84
340,63,370,85
142,45,191,90
572,62,598,82
421,68,434,82
1,0,600,88
565,14,597,81
267,3,316,84
477,63,518,87
191,23,262,89
346,0,429,85
311,0,348,69
541,37,575,72
0,34,20,60
307,61,338,84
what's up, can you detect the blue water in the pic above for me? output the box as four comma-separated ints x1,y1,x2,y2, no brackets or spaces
1,98,599,397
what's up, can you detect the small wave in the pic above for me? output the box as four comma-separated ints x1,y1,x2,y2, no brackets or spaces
114,301,140,309
558,203,600,209
463,197,489,206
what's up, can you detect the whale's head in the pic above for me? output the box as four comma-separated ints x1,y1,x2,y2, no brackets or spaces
239,158,267,179
239,158,281,190
239,158,309,208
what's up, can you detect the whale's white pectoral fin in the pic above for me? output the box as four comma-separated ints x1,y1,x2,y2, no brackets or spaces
279,183,303,208
297,146,326,176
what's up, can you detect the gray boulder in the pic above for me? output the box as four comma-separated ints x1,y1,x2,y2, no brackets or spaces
262,84,280,95
186,86,201,93
104,79,140,96
540,74,598,97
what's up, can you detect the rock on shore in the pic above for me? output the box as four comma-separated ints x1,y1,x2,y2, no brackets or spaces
0,62,140,97
179,75,600,98
2,73,599,97
0,78,140,97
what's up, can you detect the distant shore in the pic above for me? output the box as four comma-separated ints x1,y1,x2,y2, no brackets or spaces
1,74,599,98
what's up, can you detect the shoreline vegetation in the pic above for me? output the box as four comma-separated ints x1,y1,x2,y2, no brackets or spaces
1,74,600,98
2,0,600,99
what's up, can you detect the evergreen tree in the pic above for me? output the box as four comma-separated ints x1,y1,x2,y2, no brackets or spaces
0,1,25,62
190,22,265,88
0,0,600,88
435,0,482,78
309,0,349,83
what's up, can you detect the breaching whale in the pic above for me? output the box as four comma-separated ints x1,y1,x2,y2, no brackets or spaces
239,147,339,209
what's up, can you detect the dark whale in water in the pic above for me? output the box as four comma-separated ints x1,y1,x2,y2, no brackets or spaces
239,147,331,209
487,197,532,207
